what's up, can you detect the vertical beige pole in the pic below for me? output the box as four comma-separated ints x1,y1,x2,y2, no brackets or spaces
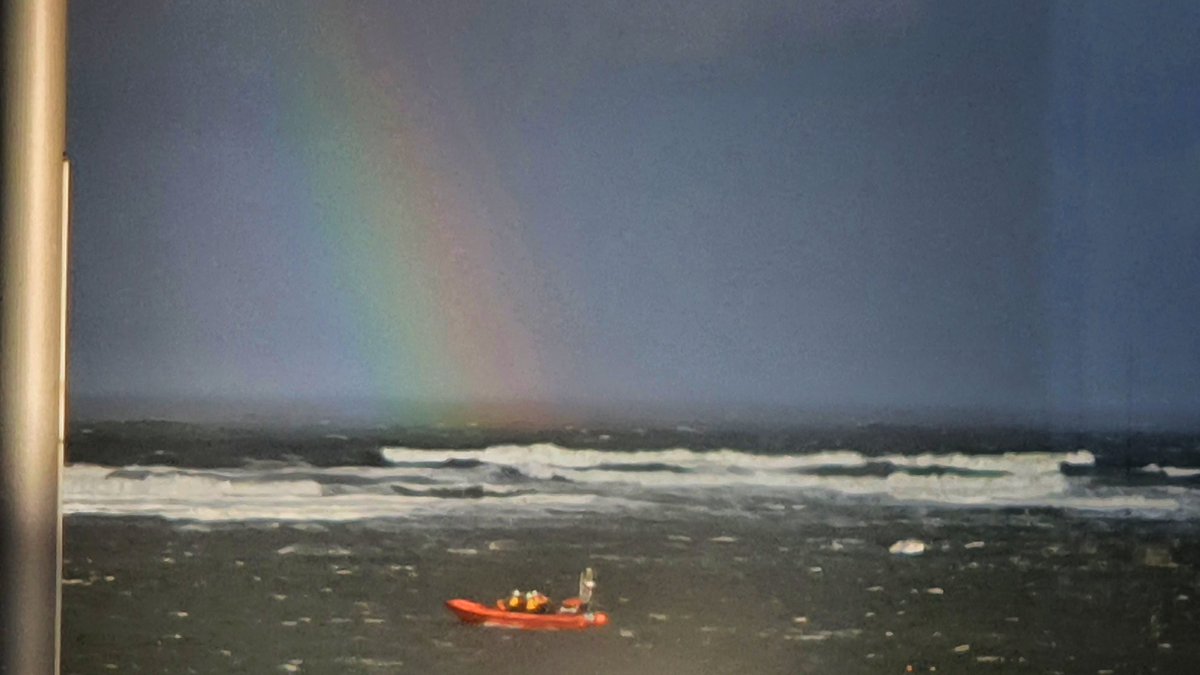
1,1,69,674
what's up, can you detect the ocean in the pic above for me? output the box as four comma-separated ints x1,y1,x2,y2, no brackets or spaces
62,423,1200,673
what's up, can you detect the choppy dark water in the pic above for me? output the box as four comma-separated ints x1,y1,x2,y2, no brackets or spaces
64,507,1200,674
61,422,1200,673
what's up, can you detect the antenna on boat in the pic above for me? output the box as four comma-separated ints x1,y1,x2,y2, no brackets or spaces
578,567,596,605
1,2,70,673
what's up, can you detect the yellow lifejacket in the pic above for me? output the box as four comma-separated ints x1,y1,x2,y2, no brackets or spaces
527,594,549,613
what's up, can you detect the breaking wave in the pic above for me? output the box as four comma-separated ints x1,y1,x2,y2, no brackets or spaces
63,463,631,522
61,444,1200,522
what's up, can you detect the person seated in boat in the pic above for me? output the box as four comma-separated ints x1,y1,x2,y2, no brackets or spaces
524,590,550,614
502,589,523,611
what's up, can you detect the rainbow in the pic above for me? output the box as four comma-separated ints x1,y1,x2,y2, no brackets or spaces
270,6,552,422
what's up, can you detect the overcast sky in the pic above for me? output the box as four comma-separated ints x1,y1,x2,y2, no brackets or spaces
68,1,1200,427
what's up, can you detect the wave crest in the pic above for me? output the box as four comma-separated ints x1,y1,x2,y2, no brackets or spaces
63,445,1198,521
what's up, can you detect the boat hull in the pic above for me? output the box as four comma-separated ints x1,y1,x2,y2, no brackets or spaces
445,599,609,631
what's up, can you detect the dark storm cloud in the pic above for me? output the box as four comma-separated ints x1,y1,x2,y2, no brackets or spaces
66,1,1200,426
464,1,1054,414
1044,2,1200,426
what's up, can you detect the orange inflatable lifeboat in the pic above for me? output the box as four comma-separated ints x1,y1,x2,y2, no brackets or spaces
446,568,608,631
444,599,609,630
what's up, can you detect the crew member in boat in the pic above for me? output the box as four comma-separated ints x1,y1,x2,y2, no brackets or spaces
504,589,523,611
524,589,550,614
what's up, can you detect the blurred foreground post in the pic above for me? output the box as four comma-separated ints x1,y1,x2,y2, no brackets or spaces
1,1,70,673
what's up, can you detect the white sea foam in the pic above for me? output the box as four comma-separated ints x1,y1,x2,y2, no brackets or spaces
381,444,1094,475
60,445,1199,521
380,445,1192,515
382,444,1104,507
62,463,642,522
